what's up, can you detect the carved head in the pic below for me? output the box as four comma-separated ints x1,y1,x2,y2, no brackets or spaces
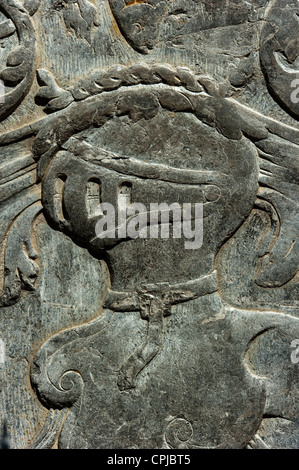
108,0,168,53
36,65,260,287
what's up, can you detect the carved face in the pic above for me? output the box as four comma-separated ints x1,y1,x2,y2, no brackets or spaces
108,0,168,53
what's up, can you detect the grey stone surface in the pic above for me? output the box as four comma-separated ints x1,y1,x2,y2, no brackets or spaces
0,0,298,449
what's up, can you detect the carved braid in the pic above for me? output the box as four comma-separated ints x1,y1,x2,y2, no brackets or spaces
69,63,214,101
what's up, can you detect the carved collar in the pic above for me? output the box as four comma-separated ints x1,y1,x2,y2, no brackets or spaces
103,271,218,314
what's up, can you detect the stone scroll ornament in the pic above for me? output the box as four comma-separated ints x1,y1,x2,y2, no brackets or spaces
1,62,298,448
0,0,41,120
0,1,42,308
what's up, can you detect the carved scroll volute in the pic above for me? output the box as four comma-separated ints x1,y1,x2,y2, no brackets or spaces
108,0,168,53
0,0,41,121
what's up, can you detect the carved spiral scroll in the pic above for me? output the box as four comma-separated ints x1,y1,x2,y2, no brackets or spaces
31,346,84,409
165,418,194,449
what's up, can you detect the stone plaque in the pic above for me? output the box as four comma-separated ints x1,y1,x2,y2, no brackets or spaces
0,0,299,450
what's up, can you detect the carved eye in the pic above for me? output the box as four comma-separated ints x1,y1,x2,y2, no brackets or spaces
86,178,102,218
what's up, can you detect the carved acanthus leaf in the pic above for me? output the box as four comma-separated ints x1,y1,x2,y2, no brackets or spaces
0,0,37,120
36,69,74,113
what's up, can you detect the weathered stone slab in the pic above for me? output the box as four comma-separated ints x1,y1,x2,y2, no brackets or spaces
0,0,298,449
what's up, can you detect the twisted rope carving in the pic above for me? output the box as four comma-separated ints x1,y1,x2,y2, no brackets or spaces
71,63,209,99
38,62,228,113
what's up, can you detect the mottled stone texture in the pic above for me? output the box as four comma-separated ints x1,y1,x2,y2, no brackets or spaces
0,0,299,449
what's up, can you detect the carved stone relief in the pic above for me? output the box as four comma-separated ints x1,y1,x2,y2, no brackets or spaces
0,0,40,120
260,0,299,118
0,0,299,450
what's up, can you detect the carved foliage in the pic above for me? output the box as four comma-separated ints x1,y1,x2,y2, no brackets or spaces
0,0,40,121
56,0,99,43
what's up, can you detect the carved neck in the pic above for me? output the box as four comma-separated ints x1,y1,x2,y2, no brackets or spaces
105,238,216,292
